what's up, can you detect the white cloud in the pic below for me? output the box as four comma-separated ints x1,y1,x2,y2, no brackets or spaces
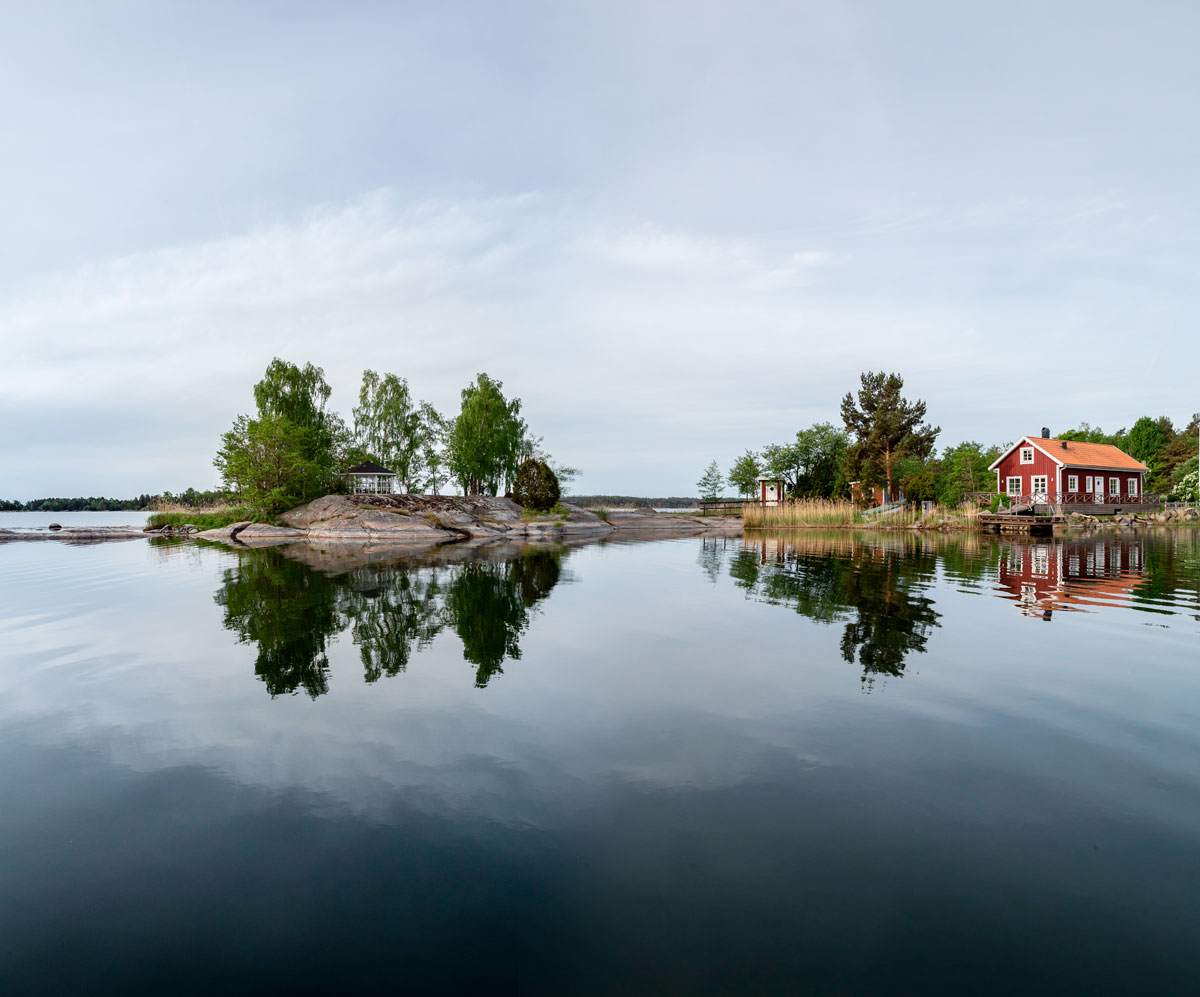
0,186,1196,498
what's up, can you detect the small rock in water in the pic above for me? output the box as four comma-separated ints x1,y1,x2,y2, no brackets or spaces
48,523,62,530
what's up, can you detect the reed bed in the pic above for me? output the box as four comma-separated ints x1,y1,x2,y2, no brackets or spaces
743,500,982,530
743,500,862,528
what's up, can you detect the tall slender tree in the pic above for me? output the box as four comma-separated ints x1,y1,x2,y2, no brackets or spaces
841,371,939,501
353,370,423,490
447,373,526,496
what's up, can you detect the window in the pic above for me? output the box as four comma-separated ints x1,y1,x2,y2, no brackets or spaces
1020,447,1034,464
1129,478,1138,497
1109,477,1120,497
1031,475,1048,499
1067,474,1078,492
1007,477,1022,497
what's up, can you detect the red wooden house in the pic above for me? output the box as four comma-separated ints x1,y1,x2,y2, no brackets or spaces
988,431,1152,514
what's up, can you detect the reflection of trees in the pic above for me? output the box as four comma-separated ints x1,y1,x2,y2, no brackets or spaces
215,548,342,698
836,550,940,686
445,552,562,687
344,569,446,682
697,538,725,584
736,534,941,687
1130,532,1199,616
214,546,565,697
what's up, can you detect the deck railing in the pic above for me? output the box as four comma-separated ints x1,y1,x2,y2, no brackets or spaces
968,491,1163,507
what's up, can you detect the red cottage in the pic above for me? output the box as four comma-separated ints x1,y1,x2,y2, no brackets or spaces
988,432,1152,514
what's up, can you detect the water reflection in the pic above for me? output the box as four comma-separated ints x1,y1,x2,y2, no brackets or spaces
736,529,1200,643
996,536,1147,620
213,544,566,697
735,534,942,688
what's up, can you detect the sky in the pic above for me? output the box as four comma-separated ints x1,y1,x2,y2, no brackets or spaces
2,0,1197,499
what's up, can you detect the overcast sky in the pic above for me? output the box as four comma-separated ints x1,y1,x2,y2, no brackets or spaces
2,0,1197,499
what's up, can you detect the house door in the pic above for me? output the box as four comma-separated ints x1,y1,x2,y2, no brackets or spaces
1094,476,1105,503
1031,475,1048,504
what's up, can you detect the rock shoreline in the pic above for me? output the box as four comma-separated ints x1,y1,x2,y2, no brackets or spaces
194,494,741,549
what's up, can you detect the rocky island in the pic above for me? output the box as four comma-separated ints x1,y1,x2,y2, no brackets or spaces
190,494,740,548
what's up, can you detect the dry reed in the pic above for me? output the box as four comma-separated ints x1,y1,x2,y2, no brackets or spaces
743,500,982,530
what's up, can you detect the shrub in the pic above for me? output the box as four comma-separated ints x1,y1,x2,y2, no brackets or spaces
512,458,561,511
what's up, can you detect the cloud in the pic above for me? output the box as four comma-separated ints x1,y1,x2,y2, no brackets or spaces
1,186,1195,498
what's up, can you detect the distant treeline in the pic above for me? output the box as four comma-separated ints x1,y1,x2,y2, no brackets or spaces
0,496,154,512
0,487,234,513
569,495,701,509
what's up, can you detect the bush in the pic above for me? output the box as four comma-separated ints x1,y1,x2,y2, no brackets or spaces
512,458,560,511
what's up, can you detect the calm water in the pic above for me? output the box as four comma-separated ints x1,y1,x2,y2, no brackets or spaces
0,510,151,531
1,529,1198,994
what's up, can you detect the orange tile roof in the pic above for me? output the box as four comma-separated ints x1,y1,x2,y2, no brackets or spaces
1027,437,1149,471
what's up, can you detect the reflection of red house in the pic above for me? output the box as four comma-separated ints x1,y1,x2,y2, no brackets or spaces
988,434,1151,513
995,537,1145,619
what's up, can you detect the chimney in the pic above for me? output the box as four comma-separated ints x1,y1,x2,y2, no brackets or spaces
1061,440,1067,450
1041,426,1050,438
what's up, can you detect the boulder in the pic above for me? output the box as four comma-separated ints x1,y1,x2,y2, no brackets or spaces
48,523,61,530
196,521,254,540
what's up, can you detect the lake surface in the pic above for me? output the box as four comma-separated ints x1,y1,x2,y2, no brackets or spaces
0,510,151,531
1,529,1198,994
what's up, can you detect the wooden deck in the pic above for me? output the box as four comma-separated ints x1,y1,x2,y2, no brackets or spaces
977,513,1063,534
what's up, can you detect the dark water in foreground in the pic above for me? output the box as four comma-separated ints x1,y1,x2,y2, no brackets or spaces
1,529,1198,994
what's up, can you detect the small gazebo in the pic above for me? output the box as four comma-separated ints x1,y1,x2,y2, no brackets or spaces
343,461,398,495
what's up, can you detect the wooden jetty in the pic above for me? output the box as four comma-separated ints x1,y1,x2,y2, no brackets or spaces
977,512,1063,535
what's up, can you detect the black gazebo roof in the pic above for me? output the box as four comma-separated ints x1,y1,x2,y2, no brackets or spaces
344,461,396,475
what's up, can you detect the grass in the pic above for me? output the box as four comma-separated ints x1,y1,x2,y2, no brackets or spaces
744,499,982,530
146,505,258,530
521,502,573,522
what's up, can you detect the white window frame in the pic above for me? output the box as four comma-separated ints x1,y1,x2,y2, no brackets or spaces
1067,474,1078,492
1128,478,1138,497
1109,477,1120,497
1006,476,1022,497
1020,447,1034,464
1031,475,1048,500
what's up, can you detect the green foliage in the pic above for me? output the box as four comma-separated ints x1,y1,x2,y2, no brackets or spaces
1157,414,1199,490
253,358,333,430
697,460,723,501
417,402,448,494
353,370,423,491
1057,422,1127,447
215,358,341,518
760,424,851,499
727,450,762,498
447,373,527,496
1,495,156,511
512,458,561,511
1170,456,1199,501
1127,415,1168,466
841,371,939,500
903,468,938,503
935,440,1001,505
147,507,258,530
